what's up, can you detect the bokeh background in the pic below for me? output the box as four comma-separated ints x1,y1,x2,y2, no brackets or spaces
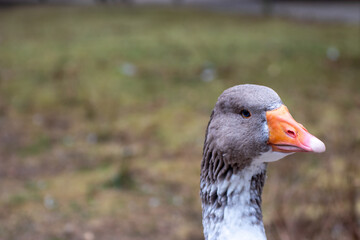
0,1,359,240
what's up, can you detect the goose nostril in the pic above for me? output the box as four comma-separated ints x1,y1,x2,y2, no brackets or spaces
286,130,296,138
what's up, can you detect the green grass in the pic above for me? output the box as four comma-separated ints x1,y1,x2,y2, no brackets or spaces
0,6,359,240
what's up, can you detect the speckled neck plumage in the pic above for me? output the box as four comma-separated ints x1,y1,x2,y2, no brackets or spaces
200,138,268,240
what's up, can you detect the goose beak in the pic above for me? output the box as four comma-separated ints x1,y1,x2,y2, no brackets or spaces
266,105,325,153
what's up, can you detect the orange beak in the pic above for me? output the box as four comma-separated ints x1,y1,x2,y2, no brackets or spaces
266,105,325,153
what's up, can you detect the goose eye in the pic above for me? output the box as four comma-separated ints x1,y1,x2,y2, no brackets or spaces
240,109,251,118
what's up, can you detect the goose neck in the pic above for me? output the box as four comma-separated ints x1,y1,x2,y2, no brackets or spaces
201,161,267,240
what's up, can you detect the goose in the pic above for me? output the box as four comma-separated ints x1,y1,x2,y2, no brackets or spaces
200,84,325,240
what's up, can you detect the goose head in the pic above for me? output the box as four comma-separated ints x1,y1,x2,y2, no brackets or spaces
200,84,325,240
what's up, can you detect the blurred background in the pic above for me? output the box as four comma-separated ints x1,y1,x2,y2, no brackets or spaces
0,1,359,240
